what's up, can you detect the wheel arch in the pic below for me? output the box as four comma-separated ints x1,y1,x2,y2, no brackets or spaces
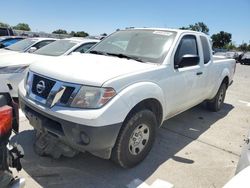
208,69,230,100
222,76,229,89
123,98,163,127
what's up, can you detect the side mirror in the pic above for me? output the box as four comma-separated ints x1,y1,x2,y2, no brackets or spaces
28,47,37,53
175,54,200,69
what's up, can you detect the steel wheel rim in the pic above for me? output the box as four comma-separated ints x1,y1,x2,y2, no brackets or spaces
218,88,225,106
129,124,150,155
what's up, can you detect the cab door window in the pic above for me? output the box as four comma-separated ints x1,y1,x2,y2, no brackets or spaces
174,35,199,67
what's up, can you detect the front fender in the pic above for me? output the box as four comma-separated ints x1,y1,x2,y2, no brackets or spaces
117,82,166,122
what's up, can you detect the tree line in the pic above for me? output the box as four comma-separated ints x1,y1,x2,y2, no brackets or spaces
51,29,107,38
0,22,31,31
1,21,249,51
52,29,89,37
0,21,90,38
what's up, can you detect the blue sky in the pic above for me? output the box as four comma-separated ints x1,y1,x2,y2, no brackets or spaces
1,0,249,45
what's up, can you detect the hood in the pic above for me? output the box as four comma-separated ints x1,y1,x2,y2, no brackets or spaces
0,53,52,67
30,54,157,86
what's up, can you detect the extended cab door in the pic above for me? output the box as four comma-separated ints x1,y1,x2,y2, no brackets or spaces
199,35,213,98
166,34,205,116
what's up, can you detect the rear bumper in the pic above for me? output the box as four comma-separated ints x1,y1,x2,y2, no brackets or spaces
19,95,122,159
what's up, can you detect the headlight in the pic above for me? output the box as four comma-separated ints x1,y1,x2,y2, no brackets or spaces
70,86,116,109
0,65,29,74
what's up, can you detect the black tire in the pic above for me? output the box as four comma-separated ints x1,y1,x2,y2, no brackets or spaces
111,109,157,168
207,82,227,112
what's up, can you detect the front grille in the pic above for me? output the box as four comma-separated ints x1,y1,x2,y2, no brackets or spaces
28,72,80,107
32,74,56,99
60,86,75,104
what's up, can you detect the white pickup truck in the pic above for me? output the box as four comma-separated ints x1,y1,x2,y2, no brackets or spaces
19,28,236,168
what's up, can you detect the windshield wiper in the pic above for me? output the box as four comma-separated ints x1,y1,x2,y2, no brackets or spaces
106,53,144,62
89,51,145,63
88,50,107,56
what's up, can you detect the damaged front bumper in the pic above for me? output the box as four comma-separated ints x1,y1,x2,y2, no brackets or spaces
19,96,122,159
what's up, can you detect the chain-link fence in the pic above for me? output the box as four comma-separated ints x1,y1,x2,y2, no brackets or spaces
13,30,70,39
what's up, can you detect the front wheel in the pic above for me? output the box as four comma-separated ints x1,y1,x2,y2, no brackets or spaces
207,82,227,112
111,109,157,168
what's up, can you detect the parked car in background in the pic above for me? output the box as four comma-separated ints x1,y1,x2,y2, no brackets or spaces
236,51,244,58
214,52,227,57
213,48,227,53
0,37,57,55
0,36,14,41
213,52,228,61
0,36,25,48
214,51,244,63
0,27,14,36
33,37,99,56
225,51,238,59
19,28,236,168
240,52,250,65
0,38,99,98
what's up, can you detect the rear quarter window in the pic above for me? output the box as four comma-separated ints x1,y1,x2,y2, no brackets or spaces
200,36,211,64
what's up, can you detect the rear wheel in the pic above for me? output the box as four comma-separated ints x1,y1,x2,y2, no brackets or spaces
111,109,157,168
207,82,227,112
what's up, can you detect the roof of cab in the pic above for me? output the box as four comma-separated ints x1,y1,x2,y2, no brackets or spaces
123,27,208,36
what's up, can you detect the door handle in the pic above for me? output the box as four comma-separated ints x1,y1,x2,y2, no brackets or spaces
196,72,203,75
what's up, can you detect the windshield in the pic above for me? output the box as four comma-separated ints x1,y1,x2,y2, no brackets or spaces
6,38,38,52
34,39,79,56
89,30,176,63
1,38,23,47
